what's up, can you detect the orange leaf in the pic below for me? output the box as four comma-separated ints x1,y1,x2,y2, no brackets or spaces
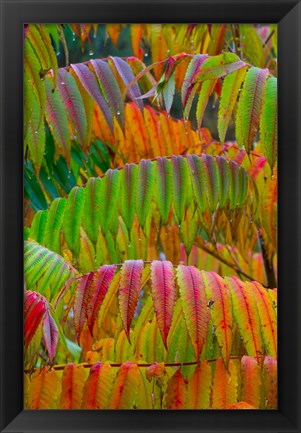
212,358,239,409
263,356,277,409
59,363,88,409
26,367,61,409
228,401,256,409
163,370,187,409
109,362,141,409
241,356,262,408
185,362,212,408
82,362,115,409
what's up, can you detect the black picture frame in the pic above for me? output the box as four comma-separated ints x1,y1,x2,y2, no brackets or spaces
0,0,300,432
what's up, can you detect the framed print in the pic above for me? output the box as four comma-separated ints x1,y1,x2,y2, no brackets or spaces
0,0,300,432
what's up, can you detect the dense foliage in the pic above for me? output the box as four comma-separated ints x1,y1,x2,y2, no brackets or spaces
24,23,277,410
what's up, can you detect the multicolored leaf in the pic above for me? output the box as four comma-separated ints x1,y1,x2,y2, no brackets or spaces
109,362,141,409
226,276,264,356
236,66,269,153
177,265,209,359
212,358,239,408
151,260,176,347
202,271,233,366
82,362,115,409
119,260,144,340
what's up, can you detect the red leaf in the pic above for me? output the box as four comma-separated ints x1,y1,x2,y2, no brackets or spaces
74,272,94,341
151,260,176,347
42,311,59,361
24,291,47,348
85,265,117,334
119,260,144,341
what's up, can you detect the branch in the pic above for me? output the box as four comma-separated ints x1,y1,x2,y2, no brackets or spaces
24,355,268,374
196,242,268,288
258,233,277,288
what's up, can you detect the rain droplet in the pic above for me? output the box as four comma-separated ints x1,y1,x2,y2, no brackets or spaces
144,52,149,58
116,110,120,116
72,33,76,42
167,49,170,54
67,171,71,179
56,51,61,56
89,50,94,56
212,104,216,109
34,130,38,134
60,81,65,85
47,176,51,180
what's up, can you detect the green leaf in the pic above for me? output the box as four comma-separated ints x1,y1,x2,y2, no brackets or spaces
193,52,246,82
24,38,46,128
119,164,138,230
58,69,88,149
44,198,67,254
136,160,155,228
29,210,48,245
99,169,121,234
236,66,269,153
62,187,85,256
196,79,217,130
260,76,277,169
218,67,247,143
171,156,191,223
155,157,172,225
45,76,71,165
82,178,102,244
162,71,176,114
